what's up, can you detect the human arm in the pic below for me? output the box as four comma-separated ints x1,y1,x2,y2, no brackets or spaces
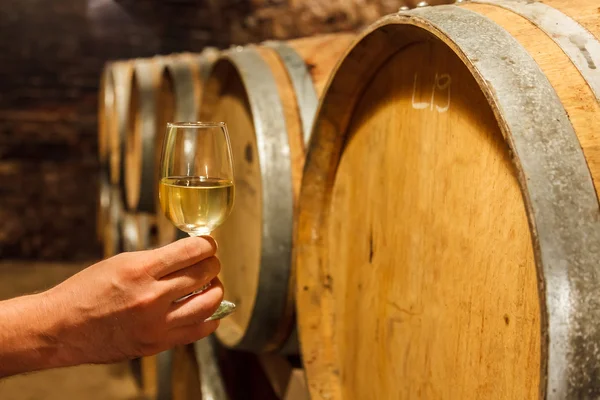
0,236,223,378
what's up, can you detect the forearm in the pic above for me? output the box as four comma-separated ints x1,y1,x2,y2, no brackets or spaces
0,290,78,378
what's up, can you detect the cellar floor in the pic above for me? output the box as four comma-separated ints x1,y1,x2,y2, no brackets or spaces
0,261,144,400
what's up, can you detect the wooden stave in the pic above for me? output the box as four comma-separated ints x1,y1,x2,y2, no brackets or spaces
199,34,353,353
293,4,600,400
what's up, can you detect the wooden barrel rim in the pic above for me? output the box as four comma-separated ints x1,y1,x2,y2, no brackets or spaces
470,0,600,102
195,336,229,400
259,40,322,355
107,61,133,185
206,47,296,351
297,5,600,399
155,55,200,247
155,50,220,248
263,41,320,146
198,48,221,79
163,55,200,185
163,55,200,122
123,58,163,213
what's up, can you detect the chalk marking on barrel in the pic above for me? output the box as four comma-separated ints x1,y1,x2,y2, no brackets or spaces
412,72,452,112
412,73,429,109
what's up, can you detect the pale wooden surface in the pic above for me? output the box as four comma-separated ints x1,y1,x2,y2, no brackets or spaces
0,261,143,400
335,40,537,399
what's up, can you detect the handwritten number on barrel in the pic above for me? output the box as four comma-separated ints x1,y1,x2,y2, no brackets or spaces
412,72,451,113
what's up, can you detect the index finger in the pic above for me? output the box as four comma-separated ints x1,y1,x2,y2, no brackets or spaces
148,236,218,278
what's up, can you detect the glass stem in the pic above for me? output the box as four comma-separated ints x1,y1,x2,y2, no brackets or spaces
188,229,212,237
175,231,236,321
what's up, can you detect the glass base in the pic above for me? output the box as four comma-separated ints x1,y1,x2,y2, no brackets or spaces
174,283,236,321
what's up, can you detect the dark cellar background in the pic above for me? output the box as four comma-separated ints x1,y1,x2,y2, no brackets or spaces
0,0,409,261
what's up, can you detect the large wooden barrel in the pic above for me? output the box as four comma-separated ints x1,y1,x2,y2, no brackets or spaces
107,61,133,187
198,33,355,353
98,60,133,257
295,2,600,399
155,49,219,247
97,64,114,242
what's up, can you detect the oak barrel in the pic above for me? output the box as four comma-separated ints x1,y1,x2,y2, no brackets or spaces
97,64,113,242
198,33,354,352
295,2,600,399
98,60,133,255
106,61,133,186
123,57,165,214
155,49,219,247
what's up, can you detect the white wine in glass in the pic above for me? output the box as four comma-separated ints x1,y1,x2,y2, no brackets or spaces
158,121,236,320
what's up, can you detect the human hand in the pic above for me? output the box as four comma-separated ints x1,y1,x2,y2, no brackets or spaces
43,236,223,366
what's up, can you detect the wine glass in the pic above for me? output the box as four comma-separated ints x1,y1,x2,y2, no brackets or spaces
158,121,236,321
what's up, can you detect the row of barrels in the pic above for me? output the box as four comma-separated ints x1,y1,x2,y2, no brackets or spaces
98,0,600,399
